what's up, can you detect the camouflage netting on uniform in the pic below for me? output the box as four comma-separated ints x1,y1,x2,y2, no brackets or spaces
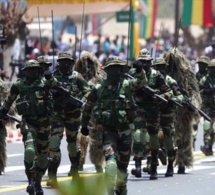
164,47,201,168
74,52,106,168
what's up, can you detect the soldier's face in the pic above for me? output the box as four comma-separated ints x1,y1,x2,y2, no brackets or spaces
24,68,40,80
198,62,208,73
58,59,74,74
139,60,151,72
155,64,166,74
105,65,123,83
40,63,50,72
208,68,215,76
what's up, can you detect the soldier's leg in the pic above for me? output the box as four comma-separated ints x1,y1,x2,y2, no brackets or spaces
192,118,199,150
65,112,81,181
21,123,36,194
145,108,160,180
47,118,64,187
160,112,176,177
103,130,117,195
0,125,6,175
115,125,132,195
34,117,51,195
201,120,213,156
89,123,105,173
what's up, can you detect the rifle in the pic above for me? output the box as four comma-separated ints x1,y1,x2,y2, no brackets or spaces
6,114,22,129
180,88,212,123
124,73,168,104
50,84,83,109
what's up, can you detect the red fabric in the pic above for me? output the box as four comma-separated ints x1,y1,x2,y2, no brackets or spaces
151,0,158,37
203,0,213,27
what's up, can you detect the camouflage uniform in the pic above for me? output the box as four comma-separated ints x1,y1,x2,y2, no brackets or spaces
37,55,52,74
133,54,173,180
193,56,209,150
199,59,215,156
46,52,90,186
81,56,148,195
74,51,106,172
152,57,184,177
0,60,53,195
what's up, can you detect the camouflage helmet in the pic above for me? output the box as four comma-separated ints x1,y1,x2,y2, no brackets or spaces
21,60,42,71
152,57,168,66
137,54,153,61
57,52,74,62
139,48,150,56
196,56,210,65
37,56,52,66
102,56,126,70
208,59,215,68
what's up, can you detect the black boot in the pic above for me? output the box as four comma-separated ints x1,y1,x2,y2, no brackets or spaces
69,155,80,182
24,161,35,195
165,161,174,177
200,142,212,156
149,157,158,180
46,157,60,187
158,148,167,165
177,166,185,174
143,156,151,174
209,145,213,155
131,158,142,178
34,182,43,195
95,165,103,173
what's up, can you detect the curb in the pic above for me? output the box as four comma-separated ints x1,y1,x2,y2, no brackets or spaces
6,130,22,143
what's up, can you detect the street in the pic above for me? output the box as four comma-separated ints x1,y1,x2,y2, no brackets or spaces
1,122,215,195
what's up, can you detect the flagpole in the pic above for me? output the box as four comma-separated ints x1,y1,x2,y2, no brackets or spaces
174,0,180,48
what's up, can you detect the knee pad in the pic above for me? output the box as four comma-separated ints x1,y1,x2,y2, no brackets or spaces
37,154,49,169
24,146,35,164
50,135,61,151
133,129,144,144
204,120,212,131
51,156,61,168
105,156,117,177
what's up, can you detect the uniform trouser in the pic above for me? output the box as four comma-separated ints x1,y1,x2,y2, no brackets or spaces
144,105,160,154
21,116,50,183
132,108,150,159
49,109,81,171
102,123,132,193
202,107,215,146
160,106,175,160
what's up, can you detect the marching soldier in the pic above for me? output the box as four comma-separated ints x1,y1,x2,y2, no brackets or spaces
81,56,148,194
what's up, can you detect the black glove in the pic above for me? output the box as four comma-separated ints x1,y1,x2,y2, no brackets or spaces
133,60,142,73
81,126,89,136
0,107,7,119
44,70,53,80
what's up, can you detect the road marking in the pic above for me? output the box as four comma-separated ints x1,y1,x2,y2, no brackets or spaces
7,153,23,158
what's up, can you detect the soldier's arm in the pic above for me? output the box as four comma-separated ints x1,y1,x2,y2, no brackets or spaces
169,79,184,103
128,69,148,92
156,74,173,100
81,87,98,127
2,83,19,112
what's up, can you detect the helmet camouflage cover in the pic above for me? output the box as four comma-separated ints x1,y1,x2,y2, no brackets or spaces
208,59,215,68
139,48,150,56
37,56,52,66
152,57,168,66
102,56,126,69
57,52,74,62
196,56,210,65
21,60,42,71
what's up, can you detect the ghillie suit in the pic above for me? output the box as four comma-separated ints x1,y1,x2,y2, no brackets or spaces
0,80,16,175
74,51,106,172
164,48,201,173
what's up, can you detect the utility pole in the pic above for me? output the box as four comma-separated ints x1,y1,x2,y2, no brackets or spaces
174,0,180,47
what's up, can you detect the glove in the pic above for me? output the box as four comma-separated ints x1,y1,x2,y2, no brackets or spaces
168,97,178,107
0,107,7,120
44,70,53,80
81,126,89,136
133,60,142,73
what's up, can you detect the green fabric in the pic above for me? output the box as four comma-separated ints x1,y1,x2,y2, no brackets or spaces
182,0,192,25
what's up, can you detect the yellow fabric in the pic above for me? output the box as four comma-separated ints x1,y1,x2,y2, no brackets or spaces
27,0,130,5
145,0,153,38
191,0,203,25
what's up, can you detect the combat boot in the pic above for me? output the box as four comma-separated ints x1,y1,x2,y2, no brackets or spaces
142,156,151,174
26,170,35,195
95,165,103,173
200,142,212,156
209,145,213,155
115,188,127,195
69,155,80,183
149,157,158,180
165,160,174,177
177,165,185,174
131,158,142,178
34,182,43,195
158,148,167,165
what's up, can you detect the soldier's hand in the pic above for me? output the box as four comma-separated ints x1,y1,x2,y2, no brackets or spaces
81,126,89,136
133,60,142,73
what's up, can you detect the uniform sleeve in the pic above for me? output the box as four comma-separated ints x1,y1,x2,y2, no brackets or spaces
128,69,148,92
81,87,98,127
2,83,19,111
156,74,173,100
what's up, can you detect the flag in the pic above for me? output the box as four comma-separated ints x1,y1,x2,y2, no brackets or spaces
140,0,158,39
182,0,213,27
129,0,140,60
